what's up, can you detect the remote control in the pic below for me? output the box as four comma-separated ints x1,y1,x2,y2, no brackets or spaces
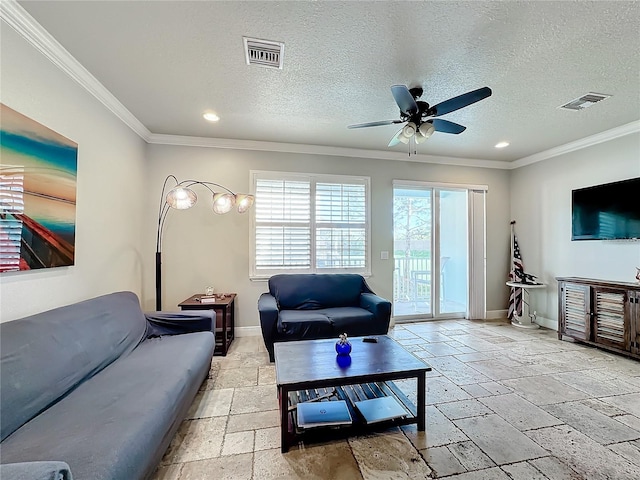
362,337,378,343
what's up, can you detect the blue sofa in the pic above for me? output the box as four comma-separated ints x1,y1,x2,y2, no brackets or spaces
0,291,215,480
258,274,391,361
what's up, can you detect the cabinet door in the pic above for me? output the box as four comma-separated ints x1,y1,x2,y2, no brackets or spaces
630,291,640,355
592,287,628,350
560,282,590,341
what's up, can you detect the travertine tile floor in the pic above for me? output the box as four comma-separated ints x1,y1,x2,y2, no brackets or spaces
153,320,640,479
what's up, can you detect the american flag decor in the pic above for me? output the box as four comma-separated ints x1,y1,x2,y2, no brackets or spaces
508,229,525,321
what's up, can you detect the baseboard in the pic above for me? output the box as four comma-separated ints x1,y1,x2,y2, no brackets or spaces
535,316,557,331
486,309,508,320
486,310,556,330
235,326,262,337
231,313,553,333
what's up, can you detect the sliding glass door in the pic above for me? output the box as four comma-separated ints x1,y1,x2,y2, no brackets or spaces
393,183,469,319
438,189,468,315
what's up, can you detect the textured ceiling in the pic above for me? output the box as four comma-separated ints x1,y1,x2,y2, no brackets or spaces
17,1,640,162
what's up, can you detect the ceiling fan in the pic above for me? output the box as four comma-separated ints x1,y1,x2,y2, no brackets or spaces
348,85,492,147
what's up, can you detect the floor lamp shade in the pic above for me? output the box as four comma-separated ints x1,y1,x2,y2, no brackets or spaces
166,187,197,209
212,192,235,214
236,194,255,213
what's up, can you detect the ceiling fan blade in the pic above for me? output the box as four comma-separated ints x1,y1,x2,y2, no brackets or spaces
347,119,402,129
391,85,418,115
431,87,492,117
388,128,404,147
432,119,467,134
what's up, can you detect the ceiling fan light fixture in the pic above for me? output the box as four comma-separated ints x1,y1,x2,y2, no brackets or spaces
418,122,435,139
402,122,416,139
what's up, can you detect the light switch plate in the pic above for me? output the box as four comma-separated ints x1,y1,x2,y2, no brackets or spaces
380,251,389,260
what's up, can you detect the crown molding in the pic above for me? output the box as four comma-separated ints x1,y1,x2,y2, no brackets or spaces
146,133,510,169
510,120,640,169
0,0,152,141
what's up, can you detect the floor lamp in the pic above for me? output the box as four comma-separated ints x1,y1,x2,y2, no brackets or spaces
156,174,254,310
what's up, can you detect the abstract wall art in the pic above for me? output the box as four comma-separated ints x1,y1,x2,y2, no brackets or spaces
0,103,78,273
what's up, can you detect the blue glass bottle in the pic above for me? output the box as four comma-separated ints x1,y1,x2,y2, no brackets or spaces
335,333,352,356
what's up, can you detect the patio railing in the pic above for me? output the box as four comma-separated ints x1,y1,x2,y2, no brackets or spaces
393,257,431,303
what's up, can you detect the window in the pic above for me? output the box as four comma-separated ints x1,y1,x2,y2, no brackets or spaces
251,171,370,278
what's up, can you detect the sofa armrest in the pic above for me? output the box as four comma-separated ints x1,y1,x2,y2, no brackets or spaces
360,293,392,331
144,310,215,337
0,461,73,480
258,293,279,361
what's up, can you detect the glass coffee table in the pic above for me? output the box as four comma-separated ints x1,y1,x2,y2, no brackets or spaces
274,335,431,452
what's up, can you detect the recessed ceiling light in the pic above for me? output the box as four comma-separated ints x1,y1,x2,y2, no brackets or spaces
203,112,220,122
495,141,510,149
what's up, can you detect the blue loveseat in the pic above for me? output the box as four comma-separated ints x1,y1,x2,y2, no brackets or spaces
258,274,391,361
0,291,215,480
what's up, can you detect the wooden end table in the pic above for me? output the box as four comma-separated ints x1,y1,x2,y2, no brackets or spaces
178,293,236,356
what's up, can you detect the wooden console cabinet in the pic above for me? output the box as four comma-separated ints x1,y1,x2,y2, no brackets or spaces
557,277,640,359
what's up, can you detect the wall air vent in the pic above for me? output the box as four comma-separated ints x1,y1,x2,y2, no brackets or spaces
243,37,284,70
559,93,611,111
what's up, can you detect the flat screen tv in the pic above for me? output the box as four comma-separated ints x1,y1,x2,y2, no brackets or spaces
572,177,640,240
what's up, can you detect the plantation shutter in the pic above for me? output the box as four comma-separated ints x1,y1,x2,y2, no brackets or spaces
251,172,370,278
315,182,367,269
255,178,311,271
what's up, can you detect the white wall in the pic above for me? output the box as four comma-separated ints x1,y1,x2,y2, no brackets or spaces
510,133,640,329
145,144,511,328
0,24,147,322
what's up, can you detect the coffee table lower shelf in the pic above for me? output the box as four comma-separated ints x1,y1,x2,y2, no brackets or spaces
282,380,418,452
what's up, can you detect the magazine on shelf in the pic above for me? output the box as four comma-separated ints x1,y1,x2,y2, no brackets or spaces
296,400,352,428
354,396,408,424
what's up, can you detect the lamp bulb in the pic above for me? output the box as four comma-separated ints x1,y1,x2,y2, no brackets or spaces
236,194,255,213
212,193,236,214
166,187,197,210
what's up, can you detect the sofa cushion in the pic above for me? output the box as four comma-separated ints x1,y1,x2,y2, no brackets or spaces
0,332,214,480
269,274,369,310
0,292,147,442
278,310,333,339
322,307,376,337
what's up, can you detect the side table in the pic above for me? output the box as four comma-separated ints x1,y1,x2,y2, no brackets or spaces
178,293,236,356
506,282,545,329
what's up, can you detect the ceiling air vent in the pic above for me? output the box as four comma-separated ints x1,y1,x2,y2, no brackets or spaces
243,37,284,70
559,93,611,111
